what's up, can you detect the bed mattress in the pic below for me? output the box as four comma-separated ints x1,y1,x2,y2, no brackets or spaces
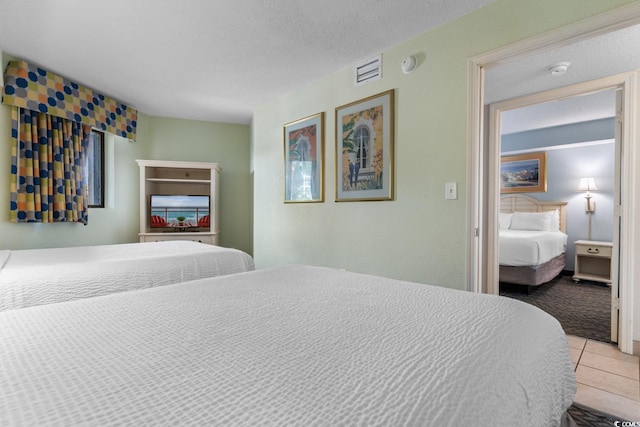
0,241,254,311
499,229,567,266
0,265,576,426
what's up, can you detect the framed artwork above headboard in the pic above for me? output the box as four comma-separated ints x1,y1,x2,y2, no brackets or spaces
500,152,547,194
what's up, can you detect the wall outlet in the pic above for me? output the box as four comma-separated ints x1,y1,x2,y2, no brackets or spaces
445,182,457,200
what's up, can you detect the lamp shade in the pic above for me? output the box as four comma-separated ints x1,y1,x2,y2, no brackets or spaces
576,177,598,192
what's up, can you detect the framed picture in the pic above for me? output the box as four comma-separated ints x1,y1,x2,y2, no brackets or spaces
500,152,547,193
284,112,324,203
335,89,394,201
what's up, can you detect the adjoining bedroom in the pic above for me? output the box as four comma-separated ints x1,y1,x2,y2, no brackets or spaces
495,89,616,346
1,0,640,425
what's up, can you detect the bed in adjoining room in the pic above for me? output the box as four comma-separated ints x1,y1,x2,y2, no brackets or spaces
0,240,254,311
0,265,577,426
499,195,569,290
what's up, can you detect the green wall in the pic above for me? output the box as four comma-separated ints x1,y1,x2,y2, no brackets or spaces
252,0,635,288
0,53,252,254
145,117,252,255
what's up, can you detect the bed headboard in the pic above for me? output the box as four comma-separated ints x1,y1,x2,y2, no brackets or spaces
500,194,567,233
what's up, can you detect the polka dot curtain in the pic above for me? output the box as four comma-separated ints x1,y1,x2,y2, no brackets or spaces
3,60,137,141
3,59,138,225
9,108,91,224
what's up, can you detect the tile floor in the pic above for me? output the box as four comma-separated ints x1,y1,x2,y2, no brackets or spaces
567,335,640,421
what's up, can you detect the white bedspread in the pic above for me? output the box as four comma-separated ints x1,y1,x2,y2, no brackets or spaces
0,241,254,311
0,265,575,426
499,229,568,266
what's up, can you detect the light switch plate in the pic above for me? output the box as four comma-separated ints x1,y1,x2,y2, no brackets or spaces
445,182,457,200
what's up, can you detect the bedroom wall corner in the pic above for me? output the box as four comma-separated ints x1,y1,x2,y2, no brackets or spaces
145,117,252,255
0,63,251,253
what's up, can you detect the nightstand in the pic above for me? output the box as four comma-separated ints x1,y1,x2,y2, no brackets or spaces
573,240,613,284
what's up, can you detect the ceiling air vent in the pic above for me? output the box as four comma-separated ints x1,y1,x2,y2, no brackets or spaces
354,55,382,86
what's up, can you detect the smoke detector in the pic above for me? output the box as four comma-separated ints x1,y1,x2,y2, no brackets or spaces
546,61,571,76
401,55,417,74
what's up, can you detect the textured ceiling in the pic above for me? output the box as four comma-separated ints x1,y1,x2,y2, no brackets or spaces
486,24,640,134
500,89,616,136
0,0,495,124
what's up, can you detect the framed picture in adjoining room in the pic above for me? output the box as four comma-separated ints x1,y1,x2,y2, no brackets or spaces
335,89,394,202
500,151,547,193
284,112,324,203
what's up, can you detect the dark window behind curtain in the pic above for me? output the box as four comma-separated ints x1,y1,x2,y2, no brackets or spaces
85,131,104,208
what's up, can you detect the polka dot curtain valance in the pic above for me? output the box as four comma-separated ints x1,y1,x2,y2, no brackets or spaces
3,60,137,141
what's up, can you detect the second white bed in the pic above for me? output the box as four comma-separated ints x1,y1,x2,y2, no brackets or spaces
0,241,254,311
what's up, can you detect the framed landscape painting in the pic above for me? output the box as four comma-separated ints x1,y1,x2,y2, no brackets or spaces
284,112,324,203
500,152,547,193
335,89,394,201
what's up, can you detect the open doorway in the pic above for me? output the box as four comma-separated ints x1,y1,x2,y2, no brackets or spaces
466,4,640,354
491,88,617,344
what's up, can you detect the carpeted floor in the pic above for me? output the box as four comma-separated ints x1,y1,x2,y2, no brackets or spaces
568,403,629,426
500,273,611,343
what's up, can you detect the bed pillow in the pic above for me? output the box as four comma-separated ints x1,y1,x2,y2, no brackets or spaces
510,211,555,231
499,213,513,230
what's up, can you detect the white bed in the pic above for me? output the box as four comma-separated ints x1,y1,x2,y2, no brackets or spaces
0,240,254,311
0,265,576,426
500,195,569,287
500,229,568,266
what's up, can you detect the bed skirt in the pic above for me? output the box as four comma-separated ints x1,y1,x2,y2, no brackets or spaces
499,253,566,287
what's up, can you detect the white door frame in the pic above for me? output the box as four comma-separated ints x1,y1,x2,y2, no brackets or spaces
467,3,640,354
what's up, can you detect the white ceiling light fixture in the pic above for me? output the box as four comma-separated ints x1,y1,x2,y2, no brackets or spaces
546,61,571,76
401,55,418,74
